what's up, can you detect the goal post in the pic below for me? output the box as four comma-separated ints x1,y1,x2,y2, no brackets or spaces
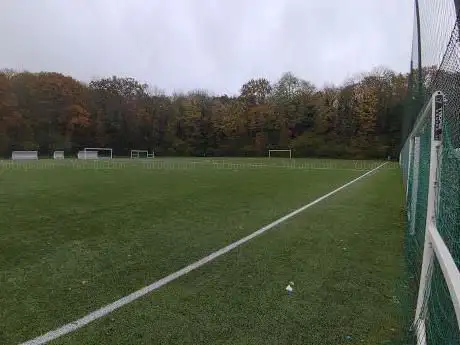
400,91,460,343
78,147,112,160
268,149,292,159
130,150,154,159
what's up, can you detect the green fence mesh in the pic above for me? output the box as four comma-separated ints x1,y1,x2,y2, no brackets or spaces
402,0,457,145
400,2,460,343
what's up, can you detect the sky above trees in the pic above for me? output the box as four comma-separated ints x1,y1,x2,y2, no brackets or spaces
0,0,414,94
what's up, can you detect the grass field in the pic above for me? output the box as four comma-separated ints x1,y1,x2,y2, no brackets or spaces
0,158,406,345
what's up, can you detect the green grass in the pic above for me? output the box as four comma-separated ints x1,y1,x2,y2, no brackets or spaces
0,158,405,344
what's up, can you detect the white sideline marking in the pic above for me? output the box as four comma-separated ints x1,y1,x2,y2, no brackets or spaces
20,162,387,345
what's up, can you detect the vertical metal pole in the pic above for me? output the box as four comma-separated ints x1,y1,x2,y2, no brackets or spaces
414,0,423,107
453,0,460,149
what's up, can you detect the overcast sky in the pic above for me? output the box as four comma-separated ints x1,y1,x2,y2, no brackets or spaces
0,0,414,94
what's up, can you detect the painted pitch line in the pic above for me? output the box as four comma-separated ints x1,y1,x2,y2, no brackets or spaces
19,162,387,345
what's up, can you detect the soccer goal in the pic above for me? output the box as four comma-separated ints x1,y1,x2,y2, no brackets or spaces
53,151,64,159
12,151,38,160
130,150,154,159
268,149,292,159
400,91,460,344
77,148,113,160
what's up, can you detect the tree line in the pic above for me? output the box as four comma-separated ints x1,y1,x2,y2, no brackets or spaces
0,68,409,159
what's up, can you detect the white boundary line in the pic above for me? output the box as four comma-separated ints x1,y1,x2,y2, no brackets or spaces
19,162,387,345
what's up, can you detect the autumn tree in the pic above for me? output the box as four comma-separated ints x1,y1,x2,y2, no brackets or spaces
0,68,408,159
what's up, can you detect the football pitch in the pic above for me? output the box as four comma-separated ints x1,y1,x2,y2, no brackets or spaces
1,158,406,345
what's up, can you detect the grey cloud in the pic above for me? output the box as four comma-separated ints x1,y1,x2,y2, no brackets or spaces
0,0,413,94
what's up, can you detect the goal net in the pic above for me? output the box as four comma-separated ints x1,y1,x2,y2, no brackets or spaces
53,151,64,159
77,148,112,160
400,91,460,344
268,149,292,159
11,151,38,160
130,150,154,159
